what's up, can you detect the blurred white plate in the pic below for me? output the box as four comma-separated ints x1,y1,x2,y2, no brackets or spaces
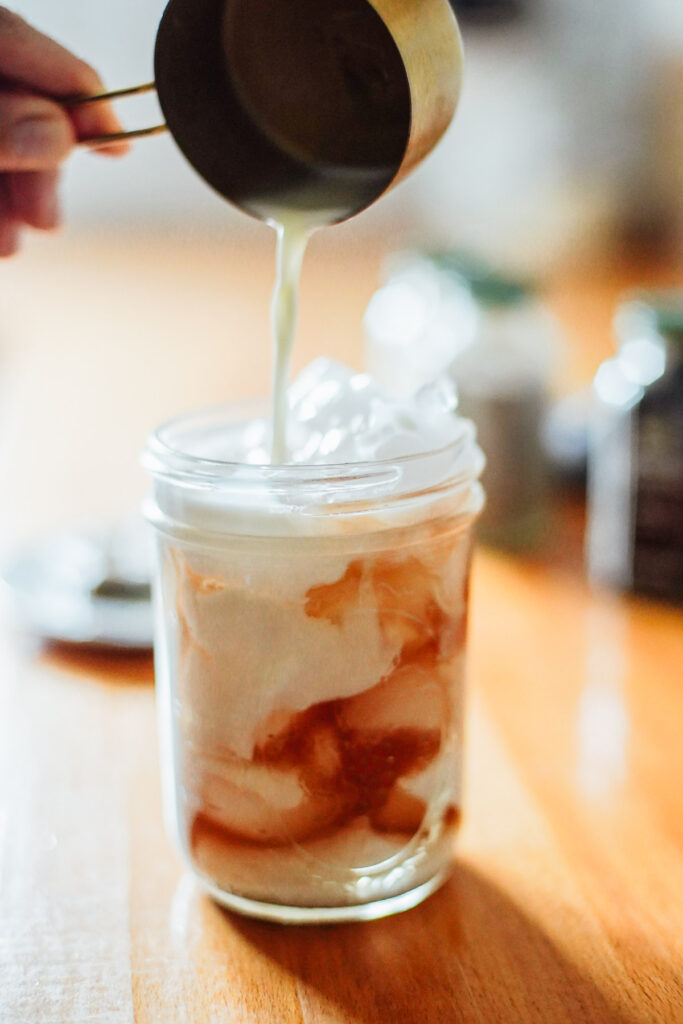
1,522,153,651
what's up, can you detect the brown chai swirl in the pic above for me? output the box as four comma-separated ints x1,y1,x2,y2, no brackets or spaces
184,548,469,868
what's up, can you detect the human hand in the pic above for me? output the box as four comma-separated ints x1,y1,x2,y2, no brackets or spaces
0,7,129,257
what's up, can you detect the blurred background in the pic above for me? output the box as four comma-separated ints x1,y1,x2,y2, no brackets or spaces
10,0,682,265
0,0,681,636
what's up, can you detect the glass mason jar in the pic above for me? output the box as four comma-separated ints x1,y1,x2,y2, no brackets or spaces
143,404,484,923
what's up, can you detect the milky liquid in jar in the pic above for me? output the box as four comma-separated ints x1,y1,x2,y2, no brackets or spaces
144,359,483,923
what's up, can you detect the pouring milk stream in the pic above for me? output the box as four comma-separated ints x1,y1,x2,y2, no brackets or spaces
268,216,313,464
76,0,463,465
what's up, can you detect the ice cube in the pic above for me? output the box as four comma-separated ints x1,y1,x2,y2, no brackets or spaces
288,357,349,404
289,358,354,420
370,785,427,834
189,751,346,845
340,659,446,735
289,360,392,463
415,375,459,418
284,358,475,475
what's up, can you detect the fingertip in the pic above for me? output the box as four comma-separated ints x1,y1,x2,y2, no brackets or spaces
10,113,74,165
0,94,76,170
90,140,131,158
0,219,21,258
7,171,61,231
35,181,61,230
73,63,104,97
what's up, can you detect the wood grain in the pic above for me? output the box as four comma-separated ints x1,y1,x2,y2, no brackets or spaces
0,232,681,1023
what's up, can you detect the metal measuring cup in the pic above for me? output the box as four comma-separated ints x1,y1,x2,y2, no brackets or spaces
72,0,463,224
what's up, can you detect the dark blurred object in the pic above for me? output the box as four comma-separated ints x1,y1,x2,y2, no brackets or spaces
449,0,528,26
587,292,683,604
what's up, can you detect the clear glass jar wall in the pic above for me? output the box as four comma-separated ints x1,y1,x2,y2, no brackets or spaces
144,406,483,923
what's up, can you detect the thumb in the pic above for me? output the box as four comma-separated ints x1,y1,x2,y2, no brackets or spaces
0,92,75,171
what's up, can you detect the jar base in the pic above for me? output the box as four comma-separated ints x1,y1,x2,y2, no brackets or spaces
197,865,452,925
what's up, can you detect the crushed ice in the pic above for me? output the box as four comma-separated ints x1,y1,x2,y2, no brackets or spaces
285,358,465,465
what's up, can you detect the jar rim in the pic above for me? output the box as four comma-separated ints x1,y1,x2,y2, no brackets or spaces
142,400,483,488
142,401,485,535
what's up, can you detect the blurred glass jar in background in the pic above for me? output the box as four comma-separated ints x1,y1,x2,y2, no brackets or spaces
587,293,683,603
364,254,561,551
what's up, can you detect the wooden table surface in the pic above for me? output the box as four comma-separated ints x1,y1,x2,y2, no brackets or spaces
0,231,681,1023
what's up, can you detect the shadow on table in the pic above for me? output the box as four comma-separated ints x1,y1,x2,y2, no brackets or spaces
213,862,639,1024
41,641,154,686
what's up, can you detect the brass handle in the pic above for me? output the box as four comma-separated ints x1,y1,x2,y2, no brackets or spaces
65,82,168,147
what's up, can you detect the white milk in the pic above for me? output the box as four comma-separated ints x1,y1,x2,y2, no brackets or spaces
265,187,356,464
268,215,313,464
